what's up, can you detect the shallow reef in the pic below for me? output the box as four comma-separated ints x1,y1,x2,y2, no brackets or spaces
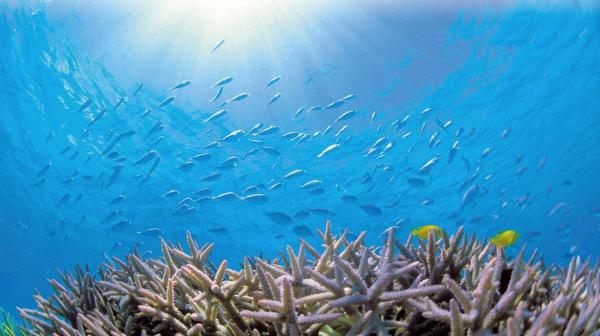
17,222,600,335
1,309,25,336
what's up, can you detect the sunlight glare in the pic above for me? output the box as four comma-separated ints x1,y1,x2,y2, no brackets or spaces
151,0,316,54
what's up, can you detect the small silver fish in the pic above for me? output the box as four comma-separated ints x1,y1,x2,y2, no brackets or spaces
419,107,432,118
133,151,158,165
37,162,52,177
418,155,440,175
461,184,480,209
221,130,245,142
204,109,228,123
481,147,492,159
293,106,305,119
266,93,281,106
78,98,92,112
264,76,282,89
256,125,278,136
239,194,269,204
212,76,233,87
138,228,162,236
284,169,305,179
300,179,321,189
225,93,249,104
323,99,345,110
317,144,340,158
110,195,126,205
370,111,377,123
162,190,180,197
213,192,238,201
335,125,349,138
210,39,225,53
133,83,144,95
209,86,224,102
336,110,357,123
156,96,175,109
448,140,460,164
170,80,191,90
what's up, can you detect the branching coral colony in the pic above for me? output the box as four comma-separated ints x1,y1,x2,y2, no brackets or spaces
18,222,600,336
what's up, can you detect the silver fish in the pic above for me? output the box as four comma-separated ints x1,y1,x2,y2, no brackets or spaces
266,93,281,106
110,195,126,205
336,110,357,123
170,80,191,91
133,151,158,165
264,76,282,89
341,94,356,101
293,106,305,119
156,96,175,109
256,125,278,136
78,98,92,112
133,83,143,96
204,109,228,123
300,179,321,189
210,39,225,53
209,86,224,102
137,228,162,236
370,111,377,123
323,99,345,110
191,153,211,161
221,130,245,142
481,147,492,159
268,183,282,190
317,144,340,158
239,194,268,204
58,193,71,205
335,125,349,138
248,123,263,134
213,192,238,201
226,92,249,104
37,162,52,177
418,155,440,174
179,161,195,171
113,97,125,110
284,169,305,179
448,140,459,164
162,190,179,197
429,131,440,148
461,184,480,209
212,76,233,87
145,121,164,138
202,172,222,182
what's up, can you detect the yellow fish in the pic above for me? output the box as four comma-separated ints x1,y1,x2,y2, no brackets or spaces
490,230,519,247
411,225,443,239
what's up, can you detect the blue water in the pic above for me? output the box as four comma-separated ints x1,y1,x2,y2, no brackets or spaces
1,1,599,316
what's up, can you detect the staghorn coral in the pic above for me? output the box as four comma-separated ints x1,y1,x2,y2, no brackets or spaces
1,309,26,336
18,222,600,336
0,323,21,336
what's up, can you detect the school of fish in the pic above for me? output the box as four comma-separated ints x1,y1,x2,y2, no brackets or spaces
23,39,588,261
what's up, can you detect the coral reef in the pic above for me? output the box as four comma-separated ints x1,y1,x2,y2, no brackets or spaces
1,310,26,336
18,222,600,335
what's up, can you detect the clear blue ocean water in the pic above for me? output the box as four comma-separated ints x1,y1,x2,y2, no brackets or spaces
1,0,599,316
